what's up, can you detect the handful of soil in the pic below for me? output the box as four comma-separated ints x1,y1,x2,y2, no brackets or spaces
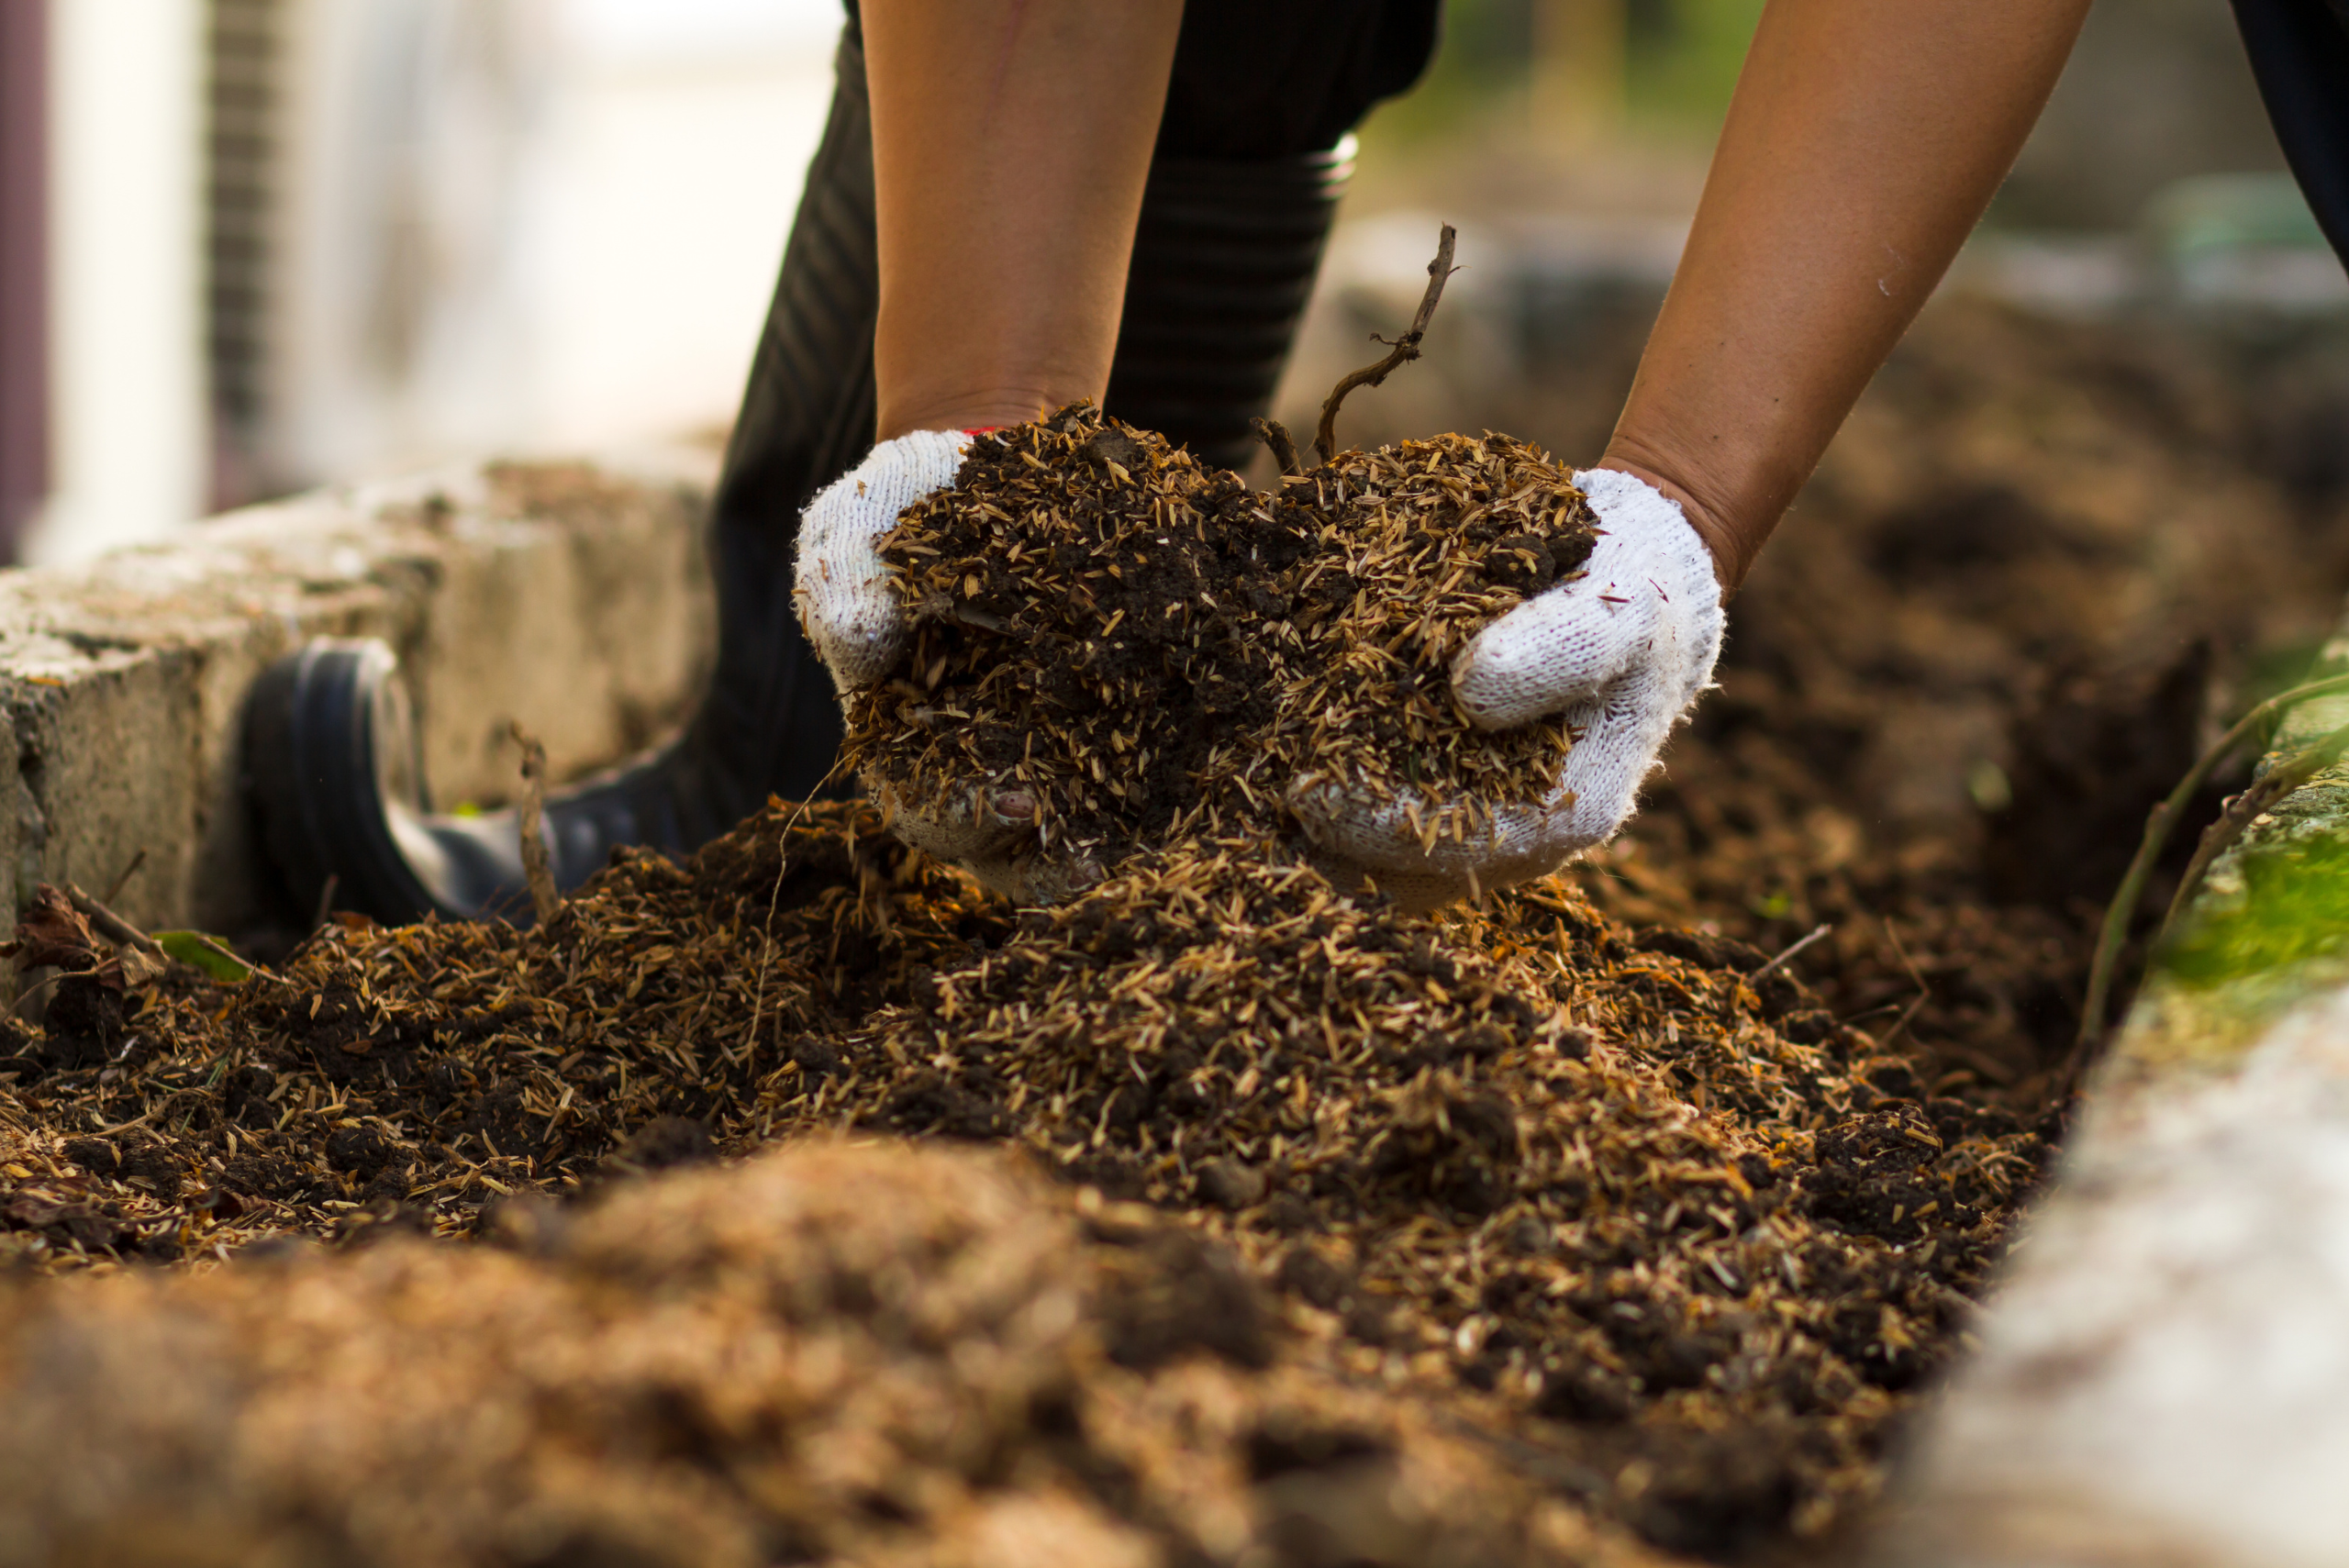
841,404,1598,873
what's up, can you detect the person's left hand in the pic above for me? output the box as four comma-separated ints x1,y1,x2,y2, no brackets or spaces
1288,467,1725,908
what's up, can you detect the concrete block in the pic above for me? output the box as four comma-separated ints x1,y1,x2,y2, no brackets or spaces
1868,614,2349,1567
3,642,206,939
0,443,716,946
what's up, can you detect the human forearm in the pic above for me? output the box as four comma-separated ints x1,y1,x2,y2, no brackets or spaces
1599,0,2091,588
863,0,1184,441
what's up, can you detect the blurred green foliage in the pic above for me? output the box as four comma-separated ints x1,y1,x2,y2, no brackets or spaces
1625,0,1765,129
2159,828,2349,991
1365,0,1764,148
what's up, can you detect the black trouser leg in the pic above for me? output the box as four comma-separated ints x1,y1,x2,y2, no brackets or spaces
1109,146,1354,472
692,28,882,812
2233,0,2349,269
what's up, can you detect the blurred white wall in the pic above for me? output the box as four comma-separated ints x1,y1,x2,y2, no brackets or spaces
27,0,843,565
526,0,842,451
270,0,842,484
28,0,208,566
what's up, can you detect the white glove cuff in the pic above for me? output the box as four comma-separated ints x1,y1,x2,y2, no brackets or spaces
1570,467,1724,710
795,428,975,692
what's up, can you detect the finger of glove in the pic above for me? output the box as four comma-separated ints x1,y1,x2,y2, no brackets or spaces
1452,574,1663,731
1287,779,1578,908
1549,677,1676,847
885,779,1033,864
794,429,971,691
882,783,1101,906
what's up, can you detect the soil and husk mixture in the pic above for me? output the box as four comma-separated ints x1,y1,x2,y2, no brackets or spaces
0,296,2342,1568
845,405,1598,871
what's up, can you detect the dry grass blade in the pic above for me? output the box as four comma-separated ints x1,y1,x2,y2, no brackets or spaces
1753,923,1831,984
2074,671,2349,1067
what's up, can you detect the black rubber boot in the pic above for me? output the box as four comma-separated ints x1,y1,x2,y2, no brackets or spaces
243,39,1352,927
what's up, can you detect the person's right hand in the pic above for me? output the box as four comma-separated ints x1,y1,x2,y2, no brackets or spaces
796,429,1090,902
795,428,975,691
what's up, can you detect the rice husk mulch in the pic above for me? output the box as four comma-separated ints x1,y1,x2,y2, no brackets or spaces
0,799,2044,1566
1,295,2336,1566
0,1140,1642,1568
844,404,1598,870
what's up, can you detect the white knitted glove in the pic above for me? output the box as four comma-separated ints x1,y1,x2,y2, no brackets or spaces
796,428,1099,902
878,780,1104,906
1291,468,1725,909
794,428,974,692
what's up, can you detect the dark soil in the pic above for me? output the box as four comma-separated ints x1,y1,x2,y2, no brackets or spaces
848,404,1597,870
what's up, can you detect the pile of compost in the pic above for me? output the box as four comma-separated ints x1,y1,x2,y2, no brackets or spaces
0,293,2343,1567
0,798,2042,1566
846,405,1597,872
0,1140,1621,1568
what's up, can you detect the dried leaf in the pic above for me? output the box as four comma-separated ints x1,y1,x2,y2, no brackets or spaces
2,885,101,973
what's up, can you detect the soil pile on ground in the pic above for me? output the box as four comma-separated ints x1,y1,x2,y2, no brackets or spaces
0,1140,1634,1568
0,295,2341,1566
846,405,1596,869
0,798,2045,1563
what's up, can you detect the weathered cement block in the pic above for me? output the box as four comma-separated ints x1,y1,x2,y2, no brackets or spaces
393,457,717,809
0,444,715,943
3,641,206,939
1868,618,2349,1568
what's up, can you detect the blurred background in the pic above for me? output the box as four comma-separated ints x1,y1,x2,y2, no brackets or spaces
0,0,2341,566
0,0,842,565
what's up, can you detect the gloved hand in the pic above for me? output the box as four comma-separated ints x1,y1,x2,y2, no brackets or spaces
796,428,1085,902
796,428,975,691
1290,467,1725,908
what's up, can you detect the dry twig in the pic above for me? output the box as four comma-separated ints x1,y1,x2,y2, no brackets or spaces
1314,224,1458,463
1251,417,1303,478
1751,923,1831,984
510,722,561,927
62,885,162,957
101,849,148,908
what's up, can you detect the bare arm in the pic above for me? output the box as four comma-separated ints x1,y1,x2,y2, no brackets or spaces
863,0,1185,442
1600,0,2093,589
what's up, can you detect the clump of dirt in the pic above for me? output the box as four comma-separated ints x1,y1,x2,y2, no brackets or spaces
0,798,2046,1562
846,404,1597,869
0,1140,1626,1568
